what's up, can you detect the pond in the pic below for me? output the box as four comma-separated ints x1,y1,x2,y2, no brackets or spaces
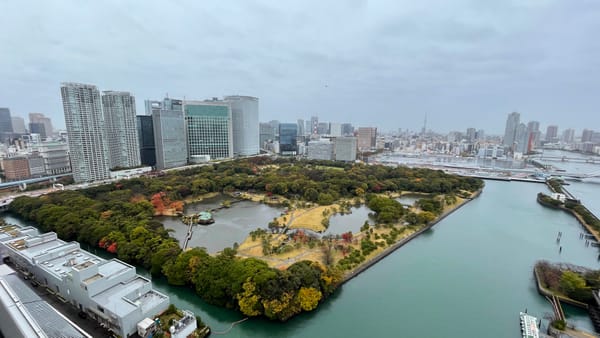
158,195,284,253
322,205,374,236
396,193,428,206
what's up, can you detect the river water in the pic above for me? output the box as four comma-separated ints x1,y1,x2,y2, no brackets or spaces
3,175,600,337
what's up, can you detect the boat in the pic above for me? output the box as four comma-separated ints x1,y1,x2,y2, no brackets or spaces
520,312,540,338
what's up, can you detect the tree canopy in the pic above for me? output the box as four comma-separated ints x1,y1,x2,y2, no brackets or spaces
8,157,482,320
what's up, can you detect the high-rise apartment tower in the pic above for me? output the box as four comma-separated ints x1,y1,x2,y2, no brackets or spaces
60,83,110,183
102,91,141,169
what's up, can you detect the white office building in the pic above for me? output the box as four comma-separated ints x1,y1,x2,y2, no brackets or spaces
334,137,357,162
147,98,187,170
307,139,334,160
31,141,71,175
329,123,342,137
224,96,259,156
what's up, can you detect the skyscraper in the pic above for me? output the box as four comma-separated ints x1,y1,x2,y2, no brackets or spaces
527,121,540,148
502,112,520,150
102,91,141,169
136,115,156,167
60,82,110,183
562,128,575,144
279,123,298,155
357,127,377,151
223,95,259,156
184,100,233,161
0,107,14,143
466,128,476,143
582,129,594,143
147,98,187,170
297,119,305,137
29,113,53,137
514,123,528,154
317,122,329,135
329,123,342,137
476,129,485,141
341,123,354,136
546,125,559,142
11,116,26,134
28,122,47,139
260,123,275,149
310,116,318,135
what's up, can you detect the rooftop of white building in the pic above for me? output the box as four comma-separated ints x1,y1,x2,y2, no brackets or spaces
92,275,167,317
0,266,92,338
0,223,169,318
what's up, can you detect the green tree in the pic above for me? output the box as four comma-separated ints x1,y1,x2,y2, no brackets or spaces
560,271,586,295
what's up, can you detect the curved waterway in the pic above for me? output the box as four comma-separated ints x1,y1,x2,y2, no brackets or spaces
3,180,600,337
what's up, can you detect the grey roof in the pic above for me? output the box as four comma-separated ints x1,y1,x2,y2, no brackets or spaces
1,274,91,338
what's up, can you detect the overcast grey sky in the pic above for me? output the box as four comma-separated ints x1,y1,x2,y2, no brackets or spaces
1,0,599,134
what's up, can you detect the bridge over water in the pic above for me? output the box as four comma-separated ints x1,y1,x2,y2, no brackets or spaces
0,174,71,211
529,155,600,164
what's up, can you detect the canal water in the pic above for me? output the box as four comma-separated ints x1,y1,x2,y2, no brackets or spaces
3,179,600,337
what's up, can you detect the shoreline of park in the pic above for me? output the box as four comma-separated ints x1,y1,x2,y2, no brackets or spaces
340,188,483,284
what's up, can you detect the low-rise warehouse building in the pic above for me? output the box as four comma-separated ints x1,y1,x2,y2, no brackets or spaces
0,224,169,338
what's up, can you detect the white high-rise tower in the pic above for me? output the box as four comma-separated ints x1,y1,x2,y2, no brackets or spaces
61,82,110,183
102,91,141,169
224,95,259,156
503,112,520,150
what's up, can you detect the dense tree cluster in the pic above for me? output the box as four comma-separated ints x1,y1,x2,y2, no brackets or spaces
8,157,482,320
536,261,599,304
164,248,342,320
547,178,565,194
66,157,482,206
565,203,600,232
366,195,405,223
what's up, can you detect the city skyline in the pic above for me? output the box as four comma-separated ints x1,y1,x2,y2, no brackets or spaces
1,1,600,133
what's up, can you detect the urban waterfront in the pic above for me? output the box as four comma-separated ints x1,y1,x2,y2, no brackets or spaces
3,178,600,337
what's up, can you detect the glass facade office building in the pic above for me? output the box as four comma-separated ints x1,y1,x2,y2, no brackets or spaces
136,115,156,166
184,102,233,160
279,123,298,155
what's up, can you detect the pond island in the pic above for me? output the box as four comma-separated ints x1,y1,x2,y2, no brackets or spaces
8,157,483,321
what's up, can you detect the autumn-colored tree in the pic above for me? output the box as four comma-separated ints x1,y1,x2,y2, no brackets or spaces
107,242,118,253
261,292,300,320
341,231,353,243
237,279,262,316
169,200,184,212
151,192,166,214
296,287,322,311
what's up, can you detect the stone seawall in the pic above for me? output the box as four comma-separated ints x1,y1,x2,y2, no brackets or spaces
342,188,483,284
